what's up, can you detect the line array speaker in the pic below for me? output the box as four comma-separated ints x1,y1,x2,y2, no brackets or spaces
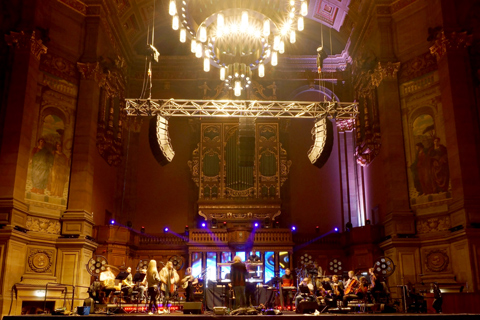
307,117,334,169
148,115,175,166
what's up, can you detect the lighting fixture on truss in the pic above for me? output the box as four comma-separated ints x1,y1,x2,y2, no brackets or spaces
168,0,309,96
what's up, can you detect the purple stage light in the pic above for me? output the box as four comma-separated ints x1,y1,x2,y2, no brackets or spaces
201,222,206,228
164,227,169,232
254,222,259,228
291,226,296,231
334,227,339,232
110,219,115,224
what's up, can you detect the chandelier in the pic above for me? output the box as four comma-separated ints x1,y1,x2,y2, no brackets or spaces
168,0,309,96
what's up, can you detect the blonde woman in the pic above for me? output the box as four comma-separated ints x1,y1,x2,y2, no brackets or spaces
146,260,160,314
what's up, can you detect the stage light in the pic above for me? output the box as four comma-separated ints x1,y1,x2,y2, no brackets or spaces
254,222,259,228
201,222,206,228
366,219,371,225
264,217,271,228
334,227,339,232
185,225,189,236
223,221,227,228
275,221,280,228
291,226,296,231
141,226,145,233
110,219,115,225
315,226,319,233
212,218,218,229
164,227,169,233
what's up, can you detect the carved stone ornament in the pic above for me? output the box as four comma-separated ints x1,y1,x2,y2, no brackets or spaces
429,31,473,61
26,216,61,234
425,249,449,273
5,31,47,61
77,62,106,84
417,216,450,234
28,249,54,273
371,61,401,87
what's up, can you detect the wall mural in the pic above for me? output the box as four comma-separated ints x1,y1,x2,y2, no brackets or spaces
25,73,76,215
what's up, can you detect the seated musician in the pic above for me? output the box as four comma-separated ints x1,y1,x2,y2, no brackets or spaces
329,275,344,306
367,268,383,300
99,267,120,303
160,261,180,311
295,277,316,308
355,276,369,300
281,268,295,309
343,270,359,306
121,267,134,302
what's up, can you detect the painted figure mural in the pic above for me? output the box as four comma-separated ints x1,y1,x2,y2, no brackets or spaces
409,114,450,200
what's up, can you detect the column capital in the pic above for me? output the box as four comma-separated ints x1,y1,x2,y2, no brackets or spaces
77,61,106,85
429,31,473,61
371,61,401,87
4,31,47,61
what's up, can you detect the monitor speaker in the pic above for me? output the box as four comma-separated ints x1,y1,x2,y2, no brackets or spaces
307,117,334,169
149,115,175,166
295,301,318,314
183,302,203,314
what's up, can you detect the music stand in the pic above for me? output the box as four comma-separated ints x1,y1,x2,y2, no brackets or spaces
132,272,146,313
113,272,129,312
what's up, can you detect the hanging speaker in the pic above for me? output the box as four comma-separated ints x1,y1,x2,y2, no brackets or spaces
149,115,175,166
307,117,334,169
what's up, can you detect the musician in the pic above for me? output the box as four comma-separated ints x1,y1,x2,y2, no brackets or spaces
230,255,248,309
343,270,359,305
134,267,148,303
122,267,134,302
245,256,258,306
355,276,369,300
99,267,118,303
295,277,316,308
160,261,180,310
181,267,197,302
329,275,344,297
146,260,160,314
368,267,383,300
281,268,295,309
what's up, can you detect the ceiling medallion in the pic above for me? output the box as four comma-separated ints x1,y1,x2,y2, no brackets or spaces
169,0,308,96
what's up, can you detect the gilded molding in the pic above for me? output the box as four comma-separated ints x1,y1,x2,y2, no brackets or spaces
58,0,87,15
429,31,473,61
5,31,47,61
371,61,401,87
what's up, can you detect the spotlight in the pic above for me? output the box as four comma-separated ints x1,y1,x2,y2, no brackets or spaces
223,221,227,228
346,221,352,231
264,217,271,228
141,226,145,233
110,219,115,225
254,222,259,228
365,219,371,225
274,221,280,228
164,227,169,233
212,218,218,229
315,226,320,233
185,225,189,236
201,222,206,228
291,226,296,231
334,227,339,233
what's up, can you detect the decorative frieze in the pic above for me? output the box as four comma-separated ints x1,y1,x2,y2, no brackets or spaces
417,216,450,234
371,61,401,87
77,62,106,84
26,216,61,234
429,31,473,61
5,31,47,61
27,248,55,273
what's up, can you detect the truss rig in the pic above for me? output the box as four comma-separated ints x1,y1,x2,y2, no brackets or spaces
124,98,358,167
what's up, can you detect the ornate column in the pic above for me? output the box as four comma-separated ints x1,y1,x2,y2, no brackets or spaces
0,31,47,228
429,30,480,226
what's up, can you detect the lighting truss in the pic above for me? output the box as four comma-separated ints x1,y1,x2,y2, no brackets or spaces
125,99,358,120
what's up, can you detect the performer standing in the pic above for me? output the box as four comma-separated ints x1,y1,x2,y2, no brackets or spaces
181,267,197,302
281,268,295,309
229,255,247,309
146,260,160,314
160,261,180,312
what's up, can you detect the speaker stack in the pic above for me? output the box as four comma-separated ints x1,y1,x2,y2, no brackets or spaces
307,117,334,169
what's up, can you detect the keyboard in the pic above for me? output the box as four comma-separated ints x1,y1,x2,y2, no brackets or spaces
282,286,296,290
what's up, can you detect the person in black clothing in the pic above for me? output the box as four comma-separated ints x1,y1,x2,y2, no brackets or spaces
229,255,247,309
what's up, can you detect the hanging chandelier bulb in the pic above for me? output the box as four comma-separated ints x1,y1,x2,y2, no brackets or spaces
258,63,265,78
301,1,308,16
195,43,203,58
172,15,179,30
217,13,225,37
273,35,280,51
199,25,207,42
279,40,285,54
204,57,210,72
169,0,177,16
234,81,242,97
271,51,278,66
220,66,226,81
241,11,249,29
298,16,304,31
263,20,270,37
290,30,296,43
180,28,187,43
191,39,197,53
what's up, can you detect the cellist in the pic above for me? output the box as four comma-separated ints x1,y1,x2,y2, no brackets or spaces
342,270,359,306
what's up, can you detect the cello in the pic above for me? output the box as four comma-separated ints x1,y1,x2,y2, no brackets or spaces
344,275,359,295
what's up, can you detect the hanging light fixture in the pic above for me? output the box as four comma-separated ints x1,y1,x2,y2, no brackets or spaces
170,0,308,94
